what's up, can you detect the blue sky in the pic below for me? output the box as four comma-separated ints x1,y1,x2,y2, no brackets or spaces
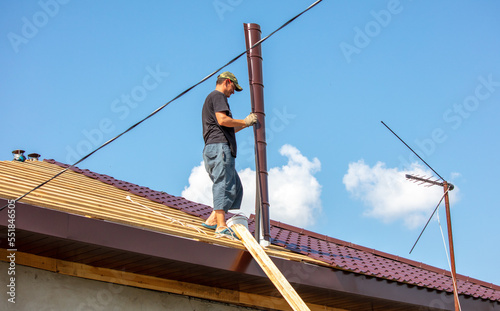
2,1,499,286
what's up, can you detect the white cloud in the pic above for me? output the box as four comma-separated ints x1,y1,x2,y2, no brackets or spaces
343,160,459,229
182,144,322,228
181,162,213,206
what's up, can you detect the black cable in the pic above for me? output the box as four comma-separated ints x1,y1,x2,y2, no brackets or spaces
1,0,324,212
381,121,455,254
381,121,444,181
409,187,450,254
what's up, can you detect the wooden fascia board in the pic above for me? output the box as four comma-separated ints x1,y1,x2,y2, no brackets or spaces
0,250,346,311
1,198,491,310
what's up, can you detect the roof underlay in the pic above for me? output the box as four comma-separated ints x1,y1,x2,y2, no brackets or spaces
0,160,499,311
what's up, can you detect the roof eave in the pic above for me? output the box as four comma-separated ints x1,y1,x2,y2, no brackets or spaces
2,199,496,310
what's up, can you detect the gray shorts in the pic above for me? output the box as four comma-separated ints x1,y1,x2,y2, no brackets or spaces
203,143,243,213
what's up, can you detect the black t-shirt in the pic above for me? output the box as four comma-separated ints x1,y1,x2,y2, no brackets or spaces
202,90,237,157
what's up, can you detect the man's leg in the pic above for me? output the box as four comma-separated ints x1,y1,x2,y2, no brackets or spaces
205,210,217,226
215,210,227,232
203,144,223,228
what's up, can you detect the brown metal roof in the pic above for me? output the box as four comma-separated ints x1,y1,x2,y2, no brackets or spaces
1,159,499,310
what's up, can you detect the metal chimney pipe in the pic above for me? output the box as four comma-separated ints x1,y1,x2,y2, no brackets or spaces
28,153,41,161
12,150,26,162
244,23,271,243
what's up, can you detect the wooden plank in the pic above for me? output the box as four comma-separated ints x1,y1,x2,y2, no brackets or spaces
231,224,311,311
0,250,344,311
0,160,330,270
0,162,203,224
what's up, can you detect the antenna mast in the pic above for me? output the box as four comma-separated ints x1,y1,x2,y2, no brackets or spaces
382,121,460,311
406,174,459,311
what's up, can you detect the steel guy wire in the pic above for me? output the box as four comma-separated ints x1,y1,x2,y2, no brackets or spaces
381,121,445,181
409,187,450,254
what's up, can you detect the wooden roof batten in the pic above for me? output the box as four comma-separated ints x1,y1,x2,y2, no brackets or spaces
0,159,499,311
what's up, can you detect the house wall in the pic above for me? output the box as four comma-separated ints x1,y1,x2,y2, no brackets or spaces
1,262,263,311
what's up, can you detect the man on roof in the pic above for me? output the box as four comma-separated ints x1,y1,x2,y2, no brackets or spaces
201,71,257,240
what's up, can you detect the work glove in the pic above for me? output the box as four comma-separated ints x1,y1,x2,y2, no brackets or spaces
244,113,258,126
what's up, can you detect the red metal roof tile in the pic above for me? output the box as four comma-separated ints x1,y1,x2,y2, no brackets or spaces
43,159,500,302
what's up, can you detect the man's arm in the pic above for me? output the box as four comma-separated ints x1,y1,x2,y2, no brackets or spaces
215,111,257,132
216,111,246,128
234,126,246,133
216,111,257,133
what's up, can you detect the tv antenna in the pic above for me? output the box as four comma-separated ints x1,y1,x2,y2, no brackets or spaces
381,121,461,311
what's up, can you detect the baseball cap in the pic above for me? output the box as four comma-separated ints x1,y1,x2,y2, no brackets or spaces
218,71,243,92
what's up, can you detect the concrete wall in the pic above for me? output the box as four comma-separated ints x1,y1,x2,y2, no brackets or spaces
1,262,264,311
